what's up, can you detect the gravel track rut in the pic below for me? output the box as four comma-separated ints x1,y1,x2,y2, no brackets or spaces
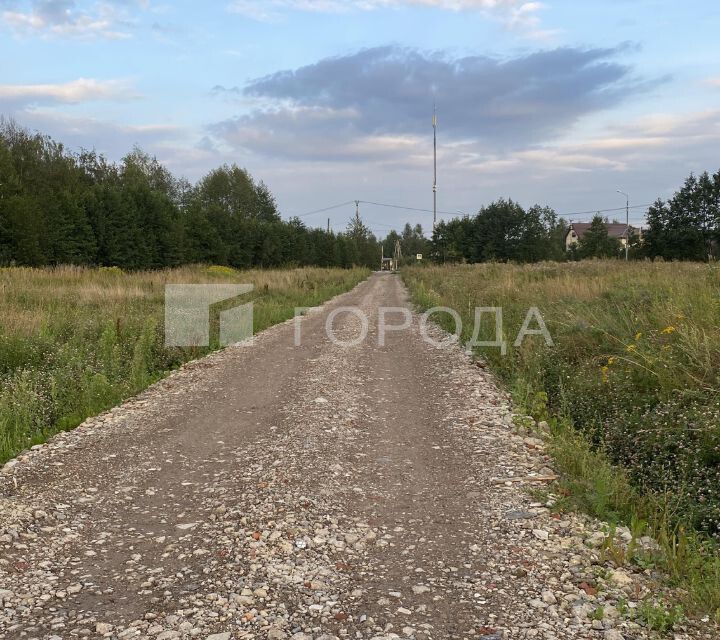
0,274,711,640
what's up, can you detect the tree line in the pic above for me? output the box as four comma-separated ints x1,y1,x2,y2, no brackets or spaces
429,170,720,263
1,119,718,269
430,200,568,263
643,171,720,261
0,120,383,270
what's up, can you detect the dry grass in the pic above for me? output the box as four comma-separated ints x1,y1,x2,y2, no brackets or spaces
0,264,368,463
403,259,720,618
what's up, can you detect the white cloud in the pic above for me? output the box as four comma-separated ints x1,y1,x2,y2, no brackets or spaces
227,0,552,37
213,45,646,162
1,1,137,39
703,77,720,88
0,78,140,105
459,109,720,178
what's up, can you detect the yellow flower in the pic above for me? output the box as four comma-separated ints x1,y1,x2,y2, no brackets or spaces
607,356,617,365
626,344,637,352
601,366,610,383
661,326,676,334
635,332,643,341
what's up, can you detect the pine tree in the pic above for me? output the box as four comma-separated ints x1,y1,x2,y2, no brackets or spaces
578,216,621,259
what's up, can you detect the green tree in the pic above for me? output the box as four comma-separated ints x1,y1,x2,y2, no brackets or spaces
578,216,621,259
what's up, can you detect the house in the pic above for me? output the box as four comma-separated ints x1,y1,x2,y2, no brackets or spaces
565,222,641,251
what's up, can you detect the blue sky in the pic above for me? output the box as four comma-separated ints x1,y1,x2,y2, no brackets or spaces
1,0,719,235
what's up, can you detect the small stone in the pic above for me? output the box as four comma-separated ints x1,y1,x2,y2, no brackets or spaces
585,531,606,548
96,623,114,634
206,634,231,640
506,510,536,520
609,570,633,587
532,529,549,540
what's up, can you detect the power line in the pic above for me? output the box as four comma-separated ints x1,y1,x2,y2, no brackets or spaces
358,200,461,216
290,198,656,228
556,203,653,218
293,200,356,219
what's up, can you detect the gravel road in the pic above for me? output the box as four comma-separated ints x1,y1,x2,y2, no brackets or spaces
0,274,712,640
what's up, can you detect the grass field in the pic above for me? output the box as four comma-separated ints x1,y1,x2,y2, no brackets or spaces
0,264,368,464
403,261,720,617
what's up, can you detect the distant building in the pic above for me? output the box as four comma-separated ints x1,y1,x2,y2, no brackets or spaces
565,223,641,252
380,256,395,271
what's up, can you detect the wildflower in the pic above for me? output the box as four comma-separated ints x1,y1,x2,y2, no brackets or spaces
661,326,676,334
607,356,617,365
601,365,610,384
635,332,642,341
626,344,637,352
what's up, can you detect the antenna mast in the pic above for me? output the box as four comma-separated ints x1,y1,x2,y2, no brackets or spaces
432,104,437,232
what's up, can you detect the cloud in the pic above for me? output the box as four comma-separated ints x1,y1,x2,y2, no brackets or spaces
210,45,658,163
704,77,720,88
0,78,140,109
9,108,187,160
454,109,720,181
227,0,551,37
1,0,138,38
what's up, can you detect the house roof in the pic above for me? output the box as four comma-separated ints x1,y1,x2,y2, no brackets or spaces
567,222,637,240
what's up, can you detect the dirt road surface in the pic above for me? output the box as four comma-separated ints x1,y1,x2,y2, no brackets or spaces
0,274,711,640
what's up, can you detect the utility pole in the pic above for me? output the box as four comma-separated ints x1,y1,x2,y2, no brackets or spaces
355,200,360,223
616,190,629,261
394,239,402,272
432,105,437,232
327,218,330,233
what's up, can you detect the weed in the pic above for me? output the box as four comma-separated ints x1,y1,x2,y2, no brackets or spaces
638,601,684,631
588,606,605,621
0,265,368,463
403,261,720,618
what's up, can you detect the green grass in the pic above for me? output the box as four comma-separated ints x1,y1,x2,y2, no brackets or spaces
402,260,720,621
0,264,368,463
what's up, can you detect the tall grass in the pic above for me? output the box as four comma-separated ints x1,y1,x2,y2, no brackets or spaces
0,264,368,463
403,260,720,617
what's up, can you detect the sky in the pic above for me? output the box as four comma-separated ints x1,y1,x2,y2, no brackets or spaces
1,0,719,236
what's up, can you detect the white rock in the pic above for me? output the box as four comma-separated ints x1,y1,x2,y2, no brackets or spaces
585,531,606,548
609,569,633,587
